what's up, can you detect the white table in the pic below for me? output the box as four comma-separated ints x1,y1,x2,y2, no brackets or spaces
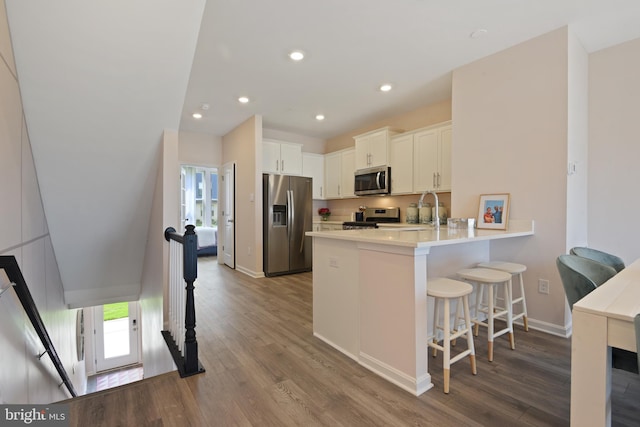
571,258,640,426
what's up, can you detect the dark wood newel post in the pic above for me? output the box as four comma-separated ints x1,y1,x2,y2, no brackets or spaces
183,224,199,374
162,225,204,377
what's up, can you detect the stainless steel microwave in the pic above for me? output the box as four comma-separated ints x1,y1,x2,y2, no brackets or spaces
354,166,391,196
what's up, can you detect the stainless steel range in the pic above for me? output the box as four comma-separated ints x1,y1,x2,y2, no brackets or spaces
342,207,400,229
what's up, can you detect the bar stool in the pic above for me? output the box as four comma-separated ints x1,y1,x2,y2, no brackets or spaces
477,261,529,332
427,278,477,393
457,268,514,362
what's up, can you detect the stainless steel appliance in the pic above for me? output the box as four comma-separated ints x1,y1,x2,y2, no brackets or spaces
263,174,313,276
342,207,400,229
354,165,391,196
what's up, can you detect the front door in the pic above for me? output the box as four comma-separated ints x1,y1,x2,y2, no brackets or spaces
94,301,140,372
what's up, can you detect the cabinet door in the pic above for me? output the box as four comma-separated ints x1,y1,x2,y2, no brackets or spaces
413,129,438,192
324,152,342,198
280,143,302,175
367,131,389,168
263,140,281,173
354,135,371,170
390,134,414,194
355,130,389,170
437,125,452,191
302,153,325,199
341,149,355,198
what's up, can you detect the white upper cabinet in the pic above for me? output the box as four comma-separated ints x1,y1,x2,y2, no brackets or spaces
324,151,342,198
353,127,401,170
324,148,356,199
341,148,355,198
390,133,415,194
389,121,452,195
262,139,303,175
302,153,325,199
413,122,452,192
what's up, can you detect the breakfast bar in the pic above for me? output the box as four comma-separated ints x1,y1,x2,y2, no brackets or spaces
307,220,534,395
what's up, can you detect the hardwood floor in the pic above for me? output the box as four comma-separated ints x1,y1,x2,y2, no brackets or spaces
68,257,640,426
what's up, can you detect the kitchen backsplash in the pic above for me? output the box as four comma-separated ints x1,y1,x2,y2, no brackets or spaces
316,193,451,222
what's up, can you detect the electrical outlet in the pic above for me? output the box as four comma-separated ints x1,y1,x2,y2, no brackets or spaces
538,279,550,295
329,257,339,268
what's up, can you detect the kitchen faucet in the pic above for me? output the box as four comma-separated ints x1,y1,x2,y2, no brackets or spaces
418,190,439,230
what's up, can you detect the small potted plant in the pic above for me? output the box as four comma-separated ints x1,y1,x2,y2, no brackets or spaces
318,207,331,221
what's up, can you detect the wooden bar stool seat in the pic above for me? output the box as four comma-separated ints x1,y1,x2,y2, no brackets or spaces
477,261,529,332
457,267,514,362
427,278,477,393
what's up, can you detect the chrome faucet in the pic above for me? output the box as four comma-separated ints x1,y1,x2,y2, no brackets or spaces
418,190,439,229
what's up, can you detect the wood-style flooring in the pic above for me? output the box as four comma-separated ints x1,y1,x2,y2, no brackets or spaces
67,257,640,426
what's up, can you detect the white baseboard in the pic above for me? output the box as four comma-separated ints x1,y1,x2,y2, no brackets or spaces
313,332,358,362
358,352,433,396
235,265,265,278
520,317,571,338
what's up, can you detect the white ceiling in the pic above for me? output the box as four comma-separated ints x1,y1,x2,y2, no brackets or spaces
181,0,640,139
5,0,640,306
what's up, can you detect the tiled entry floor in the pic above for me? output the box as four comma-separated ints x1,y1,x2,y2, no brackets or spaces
86,365,143,393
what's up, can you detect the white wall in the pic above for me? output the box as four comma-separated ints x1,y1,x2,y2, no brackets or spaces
221,116,264,277
451,27,587,334
0,0,86,400
588,37,640,264
263,128,326,154
138,131,180,378
178,130,222,167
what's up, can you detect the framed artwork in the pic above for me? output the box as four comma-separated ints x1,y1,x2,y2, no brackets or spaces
477,193,510,230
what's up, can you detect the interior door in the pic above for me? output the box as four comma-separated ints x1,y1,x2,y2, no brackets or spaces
94,301,140,372
221,161,235,268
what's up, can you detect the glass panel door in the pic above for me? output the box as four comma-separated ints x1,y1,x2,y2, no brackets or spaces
94,301,140,372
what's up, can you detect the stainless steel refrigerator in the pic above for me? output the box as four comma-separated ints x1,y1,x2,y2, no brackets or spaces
263,174,313,276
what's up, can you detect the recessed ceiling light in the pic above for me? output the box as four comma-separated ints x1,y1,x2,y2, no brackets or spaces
192,113,202,119
470,29,488,39
315,114,325,121
238,96,250,104
289,50,305,61
379,84,393,92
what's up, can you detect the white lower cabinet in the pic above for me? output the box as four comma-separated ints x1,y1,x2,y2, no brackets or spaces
319,223,343,231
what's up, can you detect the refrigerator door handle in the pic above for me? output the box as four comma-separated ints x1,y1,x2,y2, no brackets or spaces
288,190,295,235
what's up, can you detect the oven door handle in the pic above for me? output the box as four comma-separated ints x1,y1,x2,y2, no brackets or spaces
376,172,382,190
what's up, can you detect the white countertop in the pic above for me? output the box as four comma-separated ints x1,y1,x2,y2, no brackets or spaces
307,219,534,248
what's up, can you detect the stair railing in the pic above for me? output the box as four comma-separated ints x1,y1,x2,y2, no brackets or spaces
163,225,205,377
0,256,77,397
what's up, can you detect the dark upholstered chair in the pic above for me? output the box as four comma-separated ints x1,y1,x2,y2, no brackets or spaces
556,254,617,310
570,247,625,273
556,254,638,374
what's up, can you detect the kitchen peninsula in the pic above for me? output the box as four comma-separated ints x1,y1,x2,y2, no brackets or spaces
307,220,534,395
